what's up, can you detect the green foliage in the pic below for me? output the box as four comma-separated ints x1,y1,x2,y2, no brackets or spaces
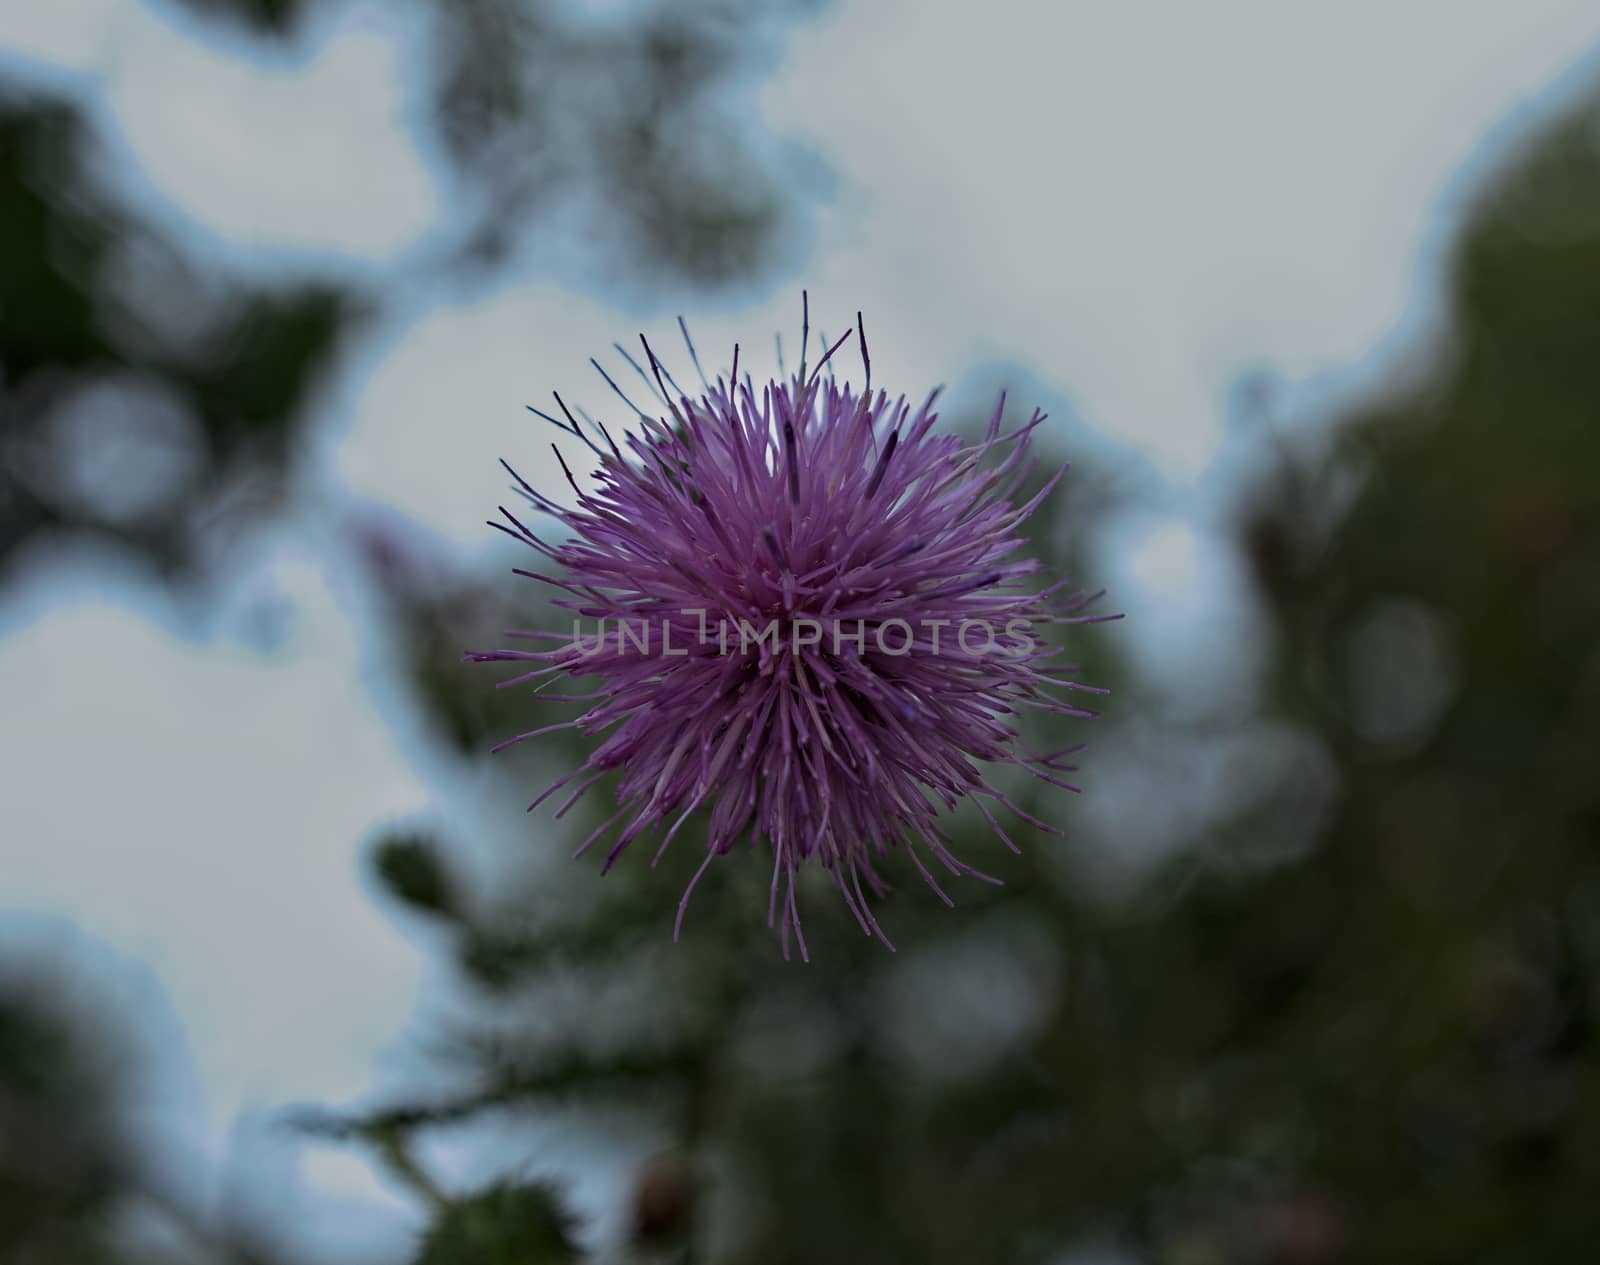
404,0,829,284
415,1185,580,1265
170,0,308,37
0,92,365,584
372,832,461,920
0,960,252,1265
0,981,118,1254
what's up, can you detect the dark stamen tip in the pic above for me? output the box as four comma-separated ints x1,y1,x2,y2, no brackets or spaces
763,527,790,573
783,419,801,502
866,428,899,499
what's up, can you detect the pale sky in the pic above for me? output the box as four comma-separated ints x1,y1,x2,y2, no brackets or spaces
4,0,1600,1256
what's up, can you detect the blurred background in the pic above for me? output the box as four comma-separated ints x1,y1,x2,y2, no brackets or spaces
5,1,1600,1261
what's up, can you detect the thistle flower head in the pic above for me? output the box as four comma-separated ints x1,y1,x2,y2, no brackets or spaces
470,298,1113,958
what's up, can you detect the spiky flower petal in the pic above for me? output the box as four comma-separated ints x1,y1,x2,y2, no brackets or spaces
470,299,1114,958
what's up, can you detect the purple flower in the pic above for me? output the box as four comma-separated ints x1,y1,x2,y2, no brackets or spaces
469,298,1114,959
